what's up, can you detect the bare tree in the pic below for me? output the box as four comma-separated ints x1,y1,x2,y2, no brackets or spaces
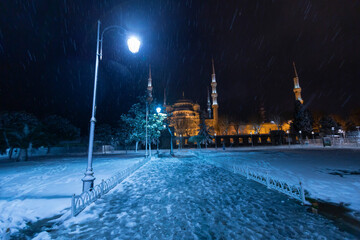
270,115,283,130
173,118,192,137
249,114,263,134
218,115,231,135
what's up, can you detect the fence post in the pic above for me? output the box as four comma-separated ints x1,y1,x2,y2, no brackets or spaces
100,179,105,195
71,156,148,218
246,166,249,179
266,172,270,189
71,194,76,217
300,181,305,205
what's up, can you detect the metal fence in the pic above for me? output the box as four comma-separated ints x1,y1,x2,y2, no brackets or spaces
207,159,306,205
71,157,151,217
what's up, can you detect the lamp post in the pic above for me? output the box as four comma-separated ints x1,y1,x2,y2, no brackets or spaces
311,131,314,144
356,126,360,147
299,130,302,144
215,133,217,149
167,127,174,155
180,134,182,150
145,102,148,158
164,112,174,155
287,130,290,147
156,107,161,154
82,20,140,193
250,131,253,147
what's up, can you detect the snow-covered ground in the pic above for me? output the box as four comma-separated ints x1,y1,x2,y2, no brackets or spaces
200,148,360,213
2,148,360,239
0,153,143,237
31,153,356,239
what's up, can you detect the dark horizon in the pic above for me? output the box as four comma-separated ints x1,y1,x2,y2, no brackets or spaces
1,0,359,131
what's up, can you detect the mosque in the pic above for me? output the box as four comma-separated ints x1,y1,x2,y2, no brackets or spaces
147,60,303,145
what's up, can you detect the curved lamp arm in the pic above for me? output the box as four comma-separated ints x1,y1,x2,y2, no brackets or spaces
99,25,128,60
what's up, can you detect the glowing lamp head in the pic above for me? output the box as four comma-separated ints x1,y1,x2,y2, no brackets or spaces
156,107,161,114
127,36,140,53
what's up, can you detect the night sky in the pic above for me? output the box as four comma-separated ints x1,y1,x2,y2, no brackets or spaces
1,0,359,131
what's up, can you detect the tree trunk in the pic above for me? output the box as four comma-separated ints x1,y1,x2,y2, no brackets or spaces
135,141,139,152
156,140,159,154
18,148,28,162
170,136,173,155
3,131,10,148
149,142,152,157
8,147,14,160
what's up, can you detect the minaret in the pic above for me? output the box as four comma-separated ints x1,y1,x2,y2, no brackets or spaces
211,58,219,132
293,62,303,104
147,64,153,103
207,87,212,118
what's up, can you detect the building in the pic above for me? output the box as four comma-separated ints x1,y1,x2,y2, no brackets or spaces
165,96,201,137
293,62,303,104
149,61,300,140
164,59,219,137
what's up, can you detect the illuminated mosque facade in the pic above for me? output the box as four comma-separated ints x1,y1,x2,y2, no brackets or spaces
147,60,303,140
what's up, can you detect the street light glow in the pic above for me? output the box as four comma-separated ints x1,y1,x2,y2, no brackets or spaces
156,107,161,113
127,36,141,53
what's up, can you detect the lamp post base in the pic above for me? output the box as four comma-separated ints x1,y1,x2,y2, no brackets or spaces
82,171,95,192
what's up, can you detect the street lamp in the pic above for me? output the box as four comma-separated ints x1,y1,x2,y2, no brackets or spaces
250,131,253,147
127,37,141,53
311,131,314,144
215,133,217,149
145,102,148,158
180,134,182,150
299,130,302,144
82,20,141,193
167,126,174,155
155,107,163,154
287,130,290,147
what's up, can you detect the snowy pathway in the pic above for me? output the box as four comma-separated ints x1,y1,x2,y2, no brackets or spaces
36,154,355,239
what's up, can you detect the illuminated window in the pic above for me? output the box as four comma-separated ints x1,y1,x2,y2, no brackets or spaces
230,138,234,143
221,138,224,143
176,140,179,145
185,139,188,145
239,138,243,143
248,137,252,143
267,137,271,143
258,137,262,143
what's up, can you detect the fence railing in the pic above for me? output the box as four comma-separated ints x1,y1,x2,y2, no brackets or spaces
71,157,151,217
207,159,306,205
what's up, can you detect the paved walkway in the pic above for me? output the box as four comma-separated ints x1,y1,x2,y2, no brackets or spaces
43,154,355,239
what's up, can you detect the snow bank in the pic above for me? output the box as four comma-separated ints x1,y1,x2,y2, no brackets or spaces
0,154,142,236
199,148,360,212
